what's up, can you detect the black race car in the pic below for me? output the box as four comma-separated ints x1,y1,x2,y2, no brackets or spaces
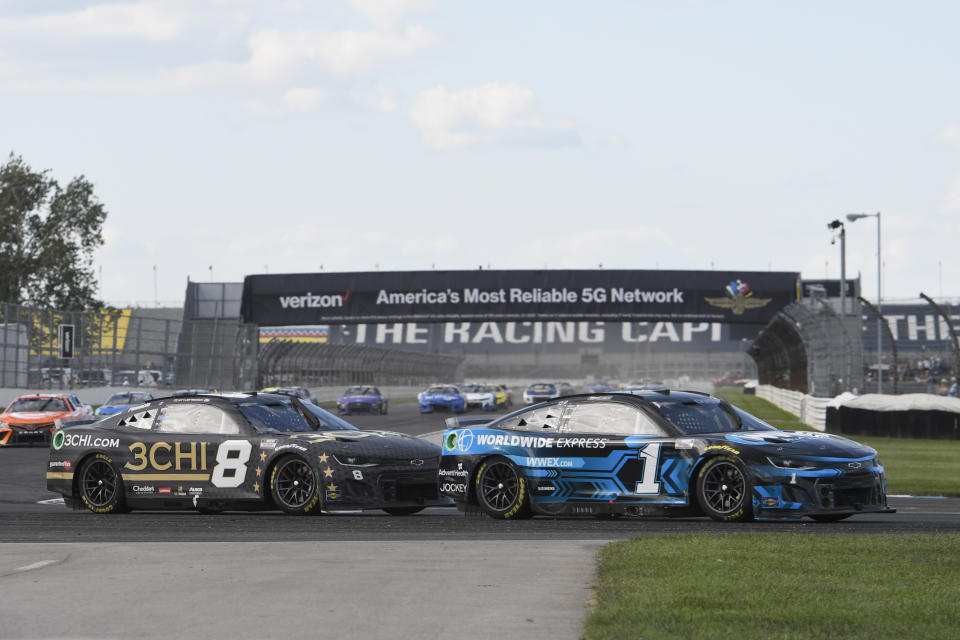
439,390,894,522
47,392,446,515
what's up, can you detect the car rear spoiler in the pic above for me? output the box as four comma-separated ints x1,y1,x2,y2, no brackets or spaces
444,416,494,430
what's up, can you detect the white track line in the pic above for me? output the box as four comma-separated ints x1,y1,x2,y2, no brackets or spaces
14,560,58,573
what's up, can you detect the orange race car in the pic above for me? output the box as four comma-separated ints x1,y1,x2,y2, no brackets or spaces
0,394,95,446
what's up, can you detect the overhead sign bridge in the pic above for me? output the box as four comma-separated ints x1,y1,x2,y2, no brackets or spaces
240,269,800,326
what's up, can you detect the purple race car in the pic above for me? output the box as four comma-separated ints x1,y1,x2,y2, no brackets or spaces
337,385,388,415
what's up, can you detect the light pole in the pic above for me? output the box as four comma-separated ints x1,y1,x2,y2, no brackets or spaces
828,219,846,392
847,212,882,392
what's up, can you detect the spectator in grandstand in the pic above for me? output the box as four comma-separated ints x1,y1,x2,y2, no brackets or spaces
950,377,958,398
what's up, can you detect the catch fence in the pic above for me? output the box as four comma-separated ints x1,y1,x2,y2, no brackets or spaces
0,301,181,389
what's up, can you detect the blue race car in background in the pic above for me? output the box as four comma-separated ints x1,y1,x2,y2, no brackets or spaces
583,381,615,393
95,391,154,417
522,382,561,404
439,389,893,522
419,384,466,414
337,385,388,415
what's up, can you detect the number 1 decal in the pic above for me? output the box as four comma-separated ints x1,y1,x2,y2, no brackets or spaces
634,443,662,495
211,440,252,488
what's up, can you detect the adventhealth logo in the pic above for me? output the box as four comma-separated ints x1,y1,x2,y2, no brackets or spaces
278,291,350,309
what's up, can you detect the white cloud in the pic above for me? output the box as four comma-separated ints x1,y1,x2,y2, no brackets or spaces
410,83,578,149
938,124,960,150
0,20,438,94
245,25,438,78
0,1,188,42
244,87,326,117
348,0,435,29
282,86,327,112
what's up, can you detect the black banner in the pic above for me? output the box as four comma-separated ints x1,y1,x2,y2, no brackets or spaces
240,270,800,326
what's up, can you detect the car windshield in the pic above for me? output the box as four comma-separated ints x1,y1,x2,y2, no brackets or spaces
426,386,455,394
649,398,749,435
238,400,313,433
7,397,68,412
460,384,482,392
529,384,555,392
105,393,150,406
302,402,359,431
345,386,375,396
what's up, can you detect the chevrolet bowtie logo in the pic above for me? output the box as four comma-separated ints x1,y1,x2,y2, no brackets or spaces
410,459,424,466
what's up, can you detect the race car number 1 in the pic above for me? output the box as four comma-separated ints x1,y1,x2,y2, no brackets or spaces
211,440,252,488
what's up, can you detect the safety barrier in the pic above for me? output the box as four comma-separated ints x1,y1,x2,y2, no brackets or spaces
755,384,829,431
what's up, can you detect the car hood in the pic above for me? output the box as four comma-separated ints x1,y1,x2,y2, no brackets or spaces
340,395,378,402
724,431,875,458
296,430,440,458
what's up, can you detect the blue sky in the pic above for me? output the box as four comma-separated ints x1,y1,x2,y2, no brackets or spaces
2,0,958,306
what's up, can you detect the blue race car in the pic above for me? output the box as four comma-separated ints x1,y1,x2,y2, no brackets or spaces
337,385,388,415
522,382,561,405
95,391,154,417
583,382,615,393
419,384,466,414
439,389,893,522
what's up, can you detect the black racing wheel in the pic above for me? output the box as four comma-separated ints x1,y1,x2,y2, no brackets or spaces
475,457,532,520
270,455,321,515
78,453,129,514
696,456,753,522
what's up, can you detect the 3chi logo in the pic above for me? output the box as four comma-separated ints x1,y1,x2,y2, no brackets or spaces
704,279,772,315
52,430,65,451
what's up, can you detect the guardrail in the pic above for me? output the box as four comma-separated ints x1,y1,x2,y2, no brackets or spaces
755,384,829,431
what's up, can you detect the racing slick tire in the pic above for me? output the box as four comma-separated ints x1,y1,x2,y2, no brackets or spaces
475,456,532,520
695,456,753,522
810,514,853,523
382,507,424,516
77,453,130,514
269,455,322,516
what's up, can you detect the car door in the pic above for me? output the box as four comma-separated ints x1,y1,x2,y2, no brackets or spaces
547,399,689,504
123,402,260,503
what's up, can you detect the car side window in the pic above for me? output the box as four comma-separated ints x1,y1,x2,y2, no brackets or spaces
560,401,666,436
155,404,242,435
497,403,566,432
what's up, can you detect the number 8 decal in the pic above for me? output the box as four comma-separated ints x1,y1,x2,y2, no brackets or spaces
212,440,252,488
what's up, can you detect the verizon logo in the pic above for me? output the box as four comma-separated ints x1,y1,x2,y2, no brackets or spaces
278,291,350,310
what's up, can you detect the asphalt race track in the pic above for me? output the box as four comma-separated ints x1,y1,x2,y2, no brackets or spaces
2,401,959,639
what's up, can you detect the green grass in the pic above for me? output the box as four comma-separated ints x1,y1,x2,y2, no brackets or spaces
714,387,960,497
585,533,960,640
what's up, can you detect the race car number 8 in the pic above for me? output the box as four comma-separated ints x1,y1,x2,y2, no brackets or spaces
211,440,252,488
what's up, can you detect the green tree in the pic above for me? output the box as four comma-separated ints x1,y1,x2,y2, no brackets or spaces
0,153,107,310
